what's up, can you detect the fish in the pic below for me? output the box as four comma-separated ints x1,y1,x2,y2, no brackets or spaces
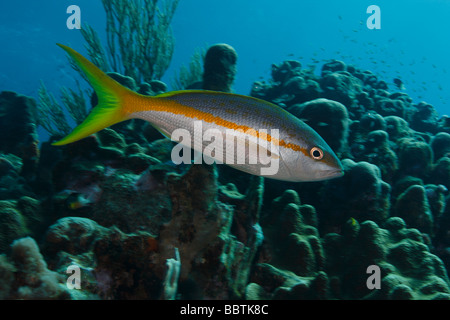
53,44,344,182
67,194,92,210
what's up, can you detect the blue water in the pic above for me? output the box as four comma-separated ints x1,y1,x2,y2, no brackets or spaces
0,0,449,127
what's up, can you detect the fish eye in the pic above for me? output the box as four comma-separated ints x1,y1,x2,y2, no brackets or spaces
310,147,324,160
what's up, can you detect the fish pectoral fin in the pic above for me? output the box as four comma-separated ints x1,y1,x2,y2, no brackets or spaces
153,125,171,139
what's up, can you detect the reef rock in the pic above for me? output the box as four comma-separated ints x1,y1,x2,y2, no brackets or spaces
42,163,265,300
410,102,440,134
360,130,398,182
324,218,450,299
247,189,328,299
430,157,450,189
0,197,43,252
0,91,39,179
394,184,434,235
321,60,346,76
430,132,450,161
374,98,406,118
286,98,349,154
45,217,159,299
384,116,413,142
320,71,362,109
0,237,70,299
157,165,264,299
202,43,238,92
397,138,433,179
0,153,35,200
319,159,391,231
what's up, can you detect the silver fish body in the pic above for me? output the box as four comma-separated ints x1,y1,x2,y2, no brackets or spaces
131,91,344,182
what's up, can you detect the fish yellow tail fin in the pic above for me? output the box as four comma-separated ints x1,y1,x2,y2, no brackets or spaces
52,44,135,146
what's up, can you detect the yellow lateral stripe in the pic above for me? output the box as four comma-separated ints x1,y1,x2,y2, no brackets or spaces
131,95,309,156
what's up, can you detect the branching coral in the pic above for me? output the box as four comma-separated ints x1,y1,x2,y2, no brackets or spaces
37,81,71,137
60,82,88,126
162,247,181,300
171,47,206,90
37,81,88,136
79,23,110,73
39,0,179,137
82,0,180,83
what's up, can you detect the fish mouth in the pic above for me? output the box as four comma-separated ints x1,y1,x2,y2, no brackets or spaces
322,168,344,179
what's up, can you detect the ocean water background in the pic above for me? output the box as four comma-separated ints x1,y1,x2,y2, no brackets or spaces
0,0,449,138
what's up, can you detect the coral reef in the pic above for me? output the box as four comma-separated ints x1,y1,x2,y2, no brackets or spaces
246,57,450,300
431,132,450,161
319,159,391,230
361,130,398,181
430,157,450,189
247,190,329,300
323,218,450,299
397,138,433,179
410,102,441,134
251,60,320,107
171,47,206,90
202,44,238,92
0,91,39,179
286,98,349,154
2,43,450,300
394,185,434,235
38,81,86,138
44,216,160,299
320,70,362,109
247,189,450,299
0,237,71,299
34,164,263,299
0,197,43,252
0,154,35,200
